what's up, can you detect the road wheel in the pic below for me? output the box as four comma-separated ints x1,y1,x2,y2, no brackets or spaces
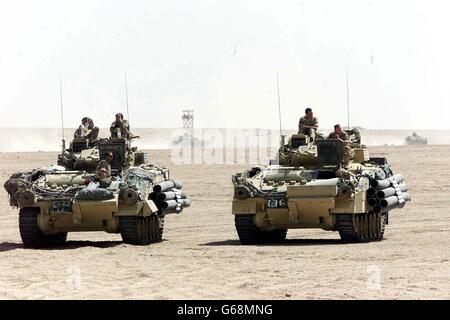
378,212,387,240
337,214,359,243
19,207,67,248
120,215,163,245
361,215,369,242
337,213,381,243
235,215,260,245
235,215,287,244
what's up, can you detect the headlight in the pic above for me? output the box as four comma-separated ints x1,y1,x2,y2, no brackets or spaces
119,188,139,205
338,184,354,199
234,186,251,200
16,190,36,207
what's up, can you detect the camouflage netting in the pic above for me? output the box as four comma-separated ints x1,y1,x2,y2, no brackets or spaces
123,167,159,194
4,177,28,206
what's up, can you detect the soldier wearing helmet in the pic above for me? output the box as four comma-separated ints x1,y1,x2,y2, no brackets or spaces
74,117,99,143
96,151,113,179
328,124,352,168
110,113,130,139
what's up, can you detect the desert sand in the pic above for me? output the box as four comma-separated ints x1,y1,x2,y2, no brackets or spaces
1,145,450,300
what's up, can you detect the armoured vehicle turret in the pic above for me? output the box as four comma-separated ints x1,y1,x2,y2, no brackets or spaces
4,136,190,248
57,136,140,171
232,129,411,244
405,132,428,145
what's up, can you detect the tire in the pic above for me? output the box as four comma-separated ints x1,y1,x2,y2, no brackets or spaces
119,215,164,245
235,215,287,245
19,207,68,248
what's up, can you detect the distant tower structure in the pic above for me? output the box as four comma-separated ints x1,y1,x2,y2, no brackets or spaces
182,110,194,129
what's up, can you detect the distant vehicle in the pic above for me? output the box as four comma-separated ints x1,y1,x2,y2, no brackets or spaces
172,133,202,146
171,132,213,147
405,132,428,145
4,136,190,248
231,129,411,244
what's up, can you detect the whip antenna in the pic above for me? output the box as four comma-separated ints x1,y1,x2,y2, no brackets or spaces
277,72,283,135
346,69,350,129
125,74,130,124
59,77,66,150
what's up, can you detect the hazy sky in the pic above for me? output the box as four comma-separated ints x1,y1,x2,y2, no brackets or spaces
0,0,449,130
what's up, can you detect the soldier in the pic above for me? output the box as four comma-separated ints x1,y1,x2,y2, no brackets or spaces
86,118,100,142
110,113,130,139
74,117,90,138
328,124,352,168
298,108,319,140
74,117,99,143
96,152,113,179
327,124,349,141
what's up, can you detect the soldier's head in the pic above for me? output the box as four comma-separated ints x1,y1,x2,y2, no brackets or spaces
305,108,313,118
115,113,124,122
334,124,343,134
98,168,108,179
81,117,89,126
87,118,94,129
104,152,113,162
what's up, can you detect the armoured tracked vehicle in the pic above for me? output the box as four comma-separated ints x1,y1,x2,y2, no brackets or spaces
4,137,190,248
405,132,428,145
232,129,411,244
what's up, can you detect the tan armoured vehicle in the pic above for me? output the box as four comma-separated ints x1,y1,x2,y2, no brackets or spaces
405,132,428,145
232,129,411,244
4,137,190,248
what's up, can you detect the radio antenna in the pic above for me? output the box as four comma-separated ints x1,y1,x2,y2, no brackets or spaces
125,74,130,124
346,69,350,129
59,77,66,151
277,72,283,135
276,72,286,157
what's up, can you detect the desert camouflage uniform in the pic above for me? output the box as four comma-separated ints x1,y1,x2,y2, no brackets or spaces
327,131,352,167
74,125,89,138
74,119,99,143
110,120,130,139
298,116,318,139
86,128,99,142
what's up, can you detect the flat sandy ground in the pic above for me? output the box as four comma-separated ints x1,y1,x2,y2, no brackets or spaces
1,145,450,300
